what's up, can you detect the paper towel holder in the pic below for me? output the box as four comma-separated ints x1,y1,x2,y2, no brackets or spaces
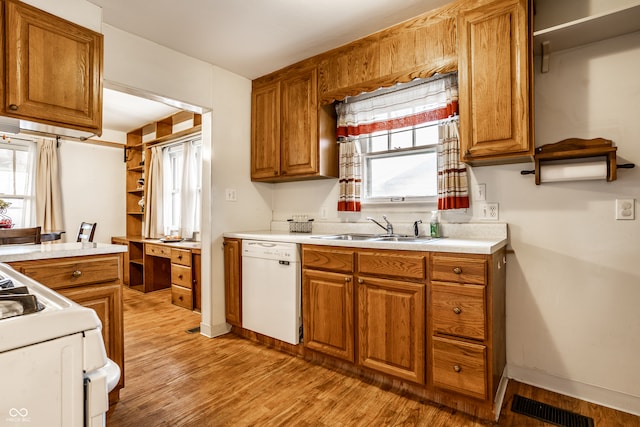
520,138,635,184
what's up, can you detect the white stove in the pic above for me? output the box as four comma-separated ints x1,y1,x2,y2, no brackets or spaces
0,263,120,427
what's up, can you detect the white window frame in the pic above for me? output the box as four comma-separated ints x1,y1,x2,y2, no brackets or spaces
0,139,36,227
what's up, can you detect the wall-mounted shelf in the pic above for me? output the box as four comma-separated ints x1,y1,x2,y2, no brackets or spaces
534,3,640,72
520,138,635,184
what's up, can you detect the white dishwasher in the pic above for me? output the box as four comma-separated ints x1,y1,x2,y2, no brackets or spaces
241,240,301,345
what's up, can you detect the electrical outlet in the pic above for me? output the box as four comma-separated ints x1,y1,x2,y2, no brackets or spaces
616,198,635,220
320,206,328,220
479,202,499,221
225,188,237,202
476,184,486,201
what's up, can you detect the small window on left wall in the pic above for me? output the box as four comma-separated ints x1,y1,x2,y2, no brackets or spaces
0,139,36,228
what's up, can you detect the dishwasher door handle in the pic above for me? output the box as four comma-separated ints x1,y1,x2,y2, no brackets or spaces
279,260,290,266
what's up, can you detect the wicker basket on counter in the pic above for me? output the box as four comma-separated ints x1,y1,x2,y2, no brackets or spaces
288,220,313,233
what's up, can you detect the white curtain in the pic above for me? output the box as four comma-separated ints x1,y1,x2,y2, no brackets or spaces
35,138,64,232
180,141,199,239
337,139,362,212
437,121,469,210
144,146,164,238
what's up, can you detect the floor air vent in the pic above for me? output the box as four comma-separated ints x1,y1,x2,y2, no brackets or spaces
511,395,594,427
186,326,200,334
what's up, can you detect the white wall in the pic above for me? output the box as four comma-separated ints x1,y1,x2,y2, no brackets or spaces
58,142,125,243
270,28,640,419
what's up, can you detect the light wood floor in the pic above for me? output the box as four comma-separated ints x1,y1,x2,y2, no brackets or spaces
107,287,640,427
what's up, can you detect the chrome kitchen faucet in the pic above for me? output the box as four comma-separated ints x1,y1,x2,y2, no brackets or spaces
367,215,394,235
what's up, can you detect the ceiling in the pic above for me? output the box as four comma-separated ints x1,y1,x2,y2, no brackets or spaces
94,0,451,134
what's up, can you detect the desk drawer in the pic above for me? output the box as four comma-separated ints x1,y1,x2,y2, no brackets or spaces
432,282,486,340
171,264,192,289
171,285,193,310
146,243,171,258
171,248,191,267
20,257,120,290
432,336,487,399
431,255,486,285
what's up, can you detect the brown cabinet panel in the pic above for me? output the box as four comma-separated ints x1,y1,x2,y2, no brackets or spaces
171,264,192,289
432,336,487,399
19,257,120,289
4,0,103,133
303,269,354,362
223,238,242,326
432,281,486,340
251,82,281,180
302,246,354,273
171,248,192,267
358,250,427,281
171,284,193,310
458,0,533,164
145,243,171,258
281,68,318,177
430,254,486,285
357,276,425,384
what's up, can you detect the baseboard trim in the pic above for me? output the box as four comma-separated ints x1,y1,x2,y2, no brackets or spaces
199,322,230,338
507,364,640,416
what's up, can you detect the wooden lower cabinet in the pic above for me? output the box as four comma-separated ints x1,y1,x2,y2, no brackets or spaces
303,269,354,362
358,276,425,383
223,238,242,326
9,253,125,403
300,244,506,420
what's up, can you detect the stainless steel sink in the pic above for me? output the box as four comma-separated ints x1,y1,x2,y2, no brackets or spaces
312,233,382,241
312,233,436,242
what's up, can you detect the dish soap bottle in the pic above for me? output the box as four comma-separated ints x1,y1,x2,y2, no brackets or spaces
430,211,440,238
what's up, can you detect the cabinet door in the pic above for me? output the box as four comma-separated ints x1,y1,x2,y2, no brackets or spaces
303,269,354,362
281,68,318,177
457,0,532,163
358,276,425,384
251,82,281,180
223,239,242,326
60,282,124,394
5,0,103,133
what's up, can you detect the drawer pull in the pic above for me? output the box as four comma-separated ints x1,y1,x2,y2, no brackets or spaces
178,274,183,279
177,255,183,260
453,365,461,373
8,104,18,111
345,277,351,283
453,306,462,315
358,278,364,284
72,270,82,278
453,267,462,274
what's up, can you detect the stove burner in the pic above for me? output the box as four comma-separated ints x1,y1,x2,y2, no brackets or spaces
0,275,44,320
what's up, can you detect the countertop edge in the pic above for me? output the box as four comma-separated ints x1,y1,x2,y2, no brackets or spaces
0,243,128,263
222,231,507,255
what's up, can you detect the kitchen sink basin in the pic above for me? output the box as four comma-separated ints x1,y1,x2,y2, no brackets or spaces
312,233,436,242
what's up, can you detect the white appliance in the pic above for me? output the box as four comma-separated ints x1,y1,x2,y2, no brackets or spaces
0,263,120,427
241,240,301,345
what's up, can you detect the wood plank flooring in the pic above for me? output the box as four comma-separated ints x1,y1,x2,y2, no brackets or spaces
107,287,640,427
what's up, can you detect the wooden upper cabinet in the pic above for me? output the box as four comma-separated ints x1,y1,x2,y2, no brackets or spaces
3,0,103,134
251,82,281,180
457,0,533,164
251,66,337,182
280,68,318,177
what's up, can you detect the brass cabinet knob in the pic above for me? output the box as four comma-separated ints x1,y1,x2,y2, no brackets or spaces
453,267,462,274
453,307,462,315
453,365,461,373
178,274,183,279
273,170,278,175
72,270,82,278
358,278,364,284
8,104,18,111
344,277,351,282
178,255,183,260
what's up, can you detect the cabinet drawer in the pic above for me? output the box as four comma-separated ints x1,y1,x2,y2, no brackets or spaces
145,243,171,258
358,251,426,281
20,257,120,290
171,264,192,289
432,282,486,340
171,285,193,310
302,246,354,273
431,255,486,285
171,248,191,266
432,336,487,399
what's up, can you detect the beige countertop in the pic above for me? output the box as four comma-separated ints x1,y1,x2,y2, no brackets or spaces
224,223,508,255
0,242,128,263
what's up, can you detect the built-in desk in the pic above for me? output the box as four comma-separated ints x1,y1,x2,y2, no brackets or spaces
111,237,201,311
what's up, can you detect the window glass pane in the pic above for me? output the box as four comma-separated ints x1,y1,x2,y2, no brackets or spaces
415,125,439,147
14,150,29,195
368,132,388,152
389,127,413,149
365,150,437,199
0,148,14,194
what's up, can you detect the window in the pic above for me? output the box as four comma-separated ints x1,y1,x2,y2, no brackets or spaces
162,137,201,237
361,123,440,203
0,140,35,227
